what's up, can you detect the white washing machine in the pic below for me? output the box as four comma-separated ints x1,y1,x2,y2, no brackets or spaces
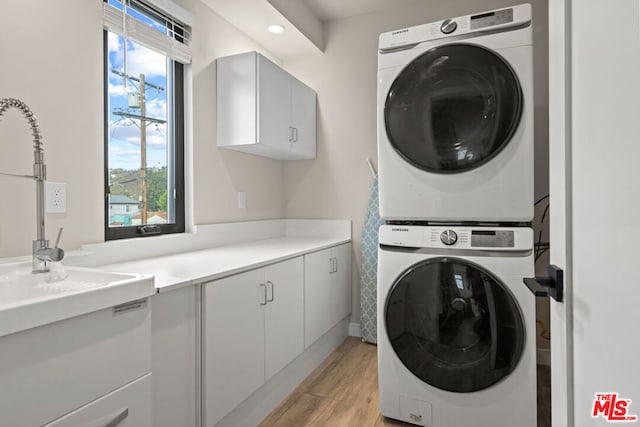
377,225,536,427
377,4,534,222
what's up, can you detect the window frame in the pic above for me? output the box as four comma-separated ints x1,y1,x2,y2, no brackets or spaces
103,29,186,241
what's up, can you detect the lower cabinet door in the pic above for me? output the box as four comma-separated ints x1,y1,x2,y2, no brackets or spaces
264,257,304,380
203,269,266,427
331,243,352,323
304,248,332,348
44,374,152,427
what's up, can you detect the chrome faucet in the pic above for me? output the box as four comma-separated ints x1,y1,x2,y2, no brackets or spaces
0,97,64,273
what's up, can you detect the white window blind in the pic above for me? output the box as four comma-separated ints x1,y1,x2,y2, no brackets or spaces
103,0,193,64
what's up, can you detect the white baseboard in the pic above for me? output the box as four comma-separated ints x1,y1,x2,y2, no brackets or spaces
214,318,350,427
349,322,361,338
537,348,551,366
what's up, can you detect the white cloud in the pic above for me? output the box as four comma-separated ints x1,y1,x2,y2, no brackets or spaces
145,98,167,118
109,37,168,80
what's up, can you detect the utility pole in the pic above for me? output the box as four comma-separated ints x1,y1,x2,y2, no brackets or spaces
111,69,165,225
140,73,147,224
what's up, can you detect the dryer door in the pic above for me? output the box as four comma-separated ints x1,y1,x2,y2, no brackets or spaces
384,44,523,173
384,257,525,393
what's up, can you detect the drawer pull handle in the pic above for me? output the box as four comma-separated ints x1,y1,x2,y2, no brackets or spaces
104,408,129,427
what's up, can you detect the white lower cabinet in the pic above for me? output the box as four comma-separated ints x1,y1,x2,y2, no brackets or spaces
304,243,352,348
44,374,152,427
0,299,151,427
203,257,304,426
151,286,198,427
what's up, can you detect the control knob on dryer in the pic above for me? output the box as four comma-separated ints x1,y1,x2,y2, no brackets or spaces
440,230,458,246
440,18,457,34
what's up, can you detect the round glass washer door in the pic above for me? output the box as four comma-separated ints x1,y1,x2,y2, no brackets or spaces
384,257,525,393
384,44,523,173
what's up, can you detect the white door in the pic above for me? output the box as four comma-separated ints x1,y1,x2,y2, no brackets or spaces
290,77,317,159
264,257,304,380
549,1,640,426
304,247,332,348
203,269,265,427
258,54,292,154
331,243,352,323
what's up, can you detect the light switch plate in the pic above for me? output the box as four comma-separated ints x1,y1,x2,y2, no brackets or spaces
46,182,66,213
238,191,246,209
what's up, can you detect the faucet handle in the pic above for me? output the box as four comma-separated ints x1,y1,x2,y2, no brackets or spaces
54,227,64,248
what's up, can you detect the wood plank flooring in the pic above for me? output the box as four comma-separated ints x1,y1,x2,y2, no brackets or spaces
260,337,551,427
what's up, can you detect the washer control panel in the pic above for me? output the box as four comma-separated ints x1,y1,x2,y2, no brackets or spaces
379,225,531,251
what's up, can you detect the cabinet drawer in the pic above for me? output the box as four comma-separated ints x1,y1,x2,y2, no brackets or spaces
0,300,151,427
44,374,151,427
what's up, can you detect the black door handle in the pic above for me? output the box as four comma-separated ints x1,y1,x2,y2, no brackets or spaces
523,264,563,302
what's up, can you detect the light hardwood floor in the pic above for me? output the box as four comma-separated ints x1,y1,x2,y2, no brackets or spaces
260,337,551,427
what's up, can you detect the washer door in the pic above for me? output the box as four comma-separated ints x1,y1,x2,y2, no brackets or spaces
385,257,524,393
384,44,523,173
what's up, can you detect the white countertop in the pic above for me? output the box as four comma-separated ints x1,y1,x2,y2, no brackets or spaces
101,235,351,292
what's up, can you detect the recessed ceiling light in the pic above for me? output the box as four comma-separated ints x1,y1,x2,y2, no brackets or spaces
268,24,285,34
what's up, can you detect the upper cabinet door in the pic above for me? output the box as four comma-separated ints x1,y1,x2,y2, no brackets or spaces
216,51,317,160
290,76,317,160
258,54,294,156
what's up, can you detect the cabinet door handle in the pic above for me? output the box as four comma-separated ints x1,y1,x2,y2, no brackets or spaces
266,280,274,302
259,283,268,305
329,258,337,274
288,126,293,142
293,127,298,142
104,408,129,427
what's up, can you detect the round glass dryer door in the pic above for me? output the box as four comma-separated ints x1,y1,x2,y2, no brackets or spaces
384,44,523,173
384,257,525,393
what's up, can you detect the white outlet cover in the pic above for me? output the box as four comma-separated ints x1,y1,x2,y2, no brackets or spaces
45,181,66,213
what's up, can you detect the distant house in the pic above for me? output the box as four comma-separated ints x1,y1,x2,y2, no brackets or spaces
109,195,139,214
108,195,139,226
131,211,168,225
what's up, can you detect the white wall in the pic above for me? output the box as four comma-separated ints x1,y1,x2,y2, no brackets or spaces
0,0,284,258
283,0,549,327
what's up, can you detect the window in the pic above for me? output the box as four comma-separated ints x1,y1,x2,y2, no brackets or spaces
103,0,192,239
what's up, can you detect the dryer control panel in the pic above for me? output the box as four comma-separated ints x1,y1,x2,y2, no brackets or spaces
379,225,532,252
379,3,530,53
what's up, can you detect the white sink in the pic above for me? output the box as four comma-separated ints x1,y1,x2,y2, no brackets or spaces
0,263,155,337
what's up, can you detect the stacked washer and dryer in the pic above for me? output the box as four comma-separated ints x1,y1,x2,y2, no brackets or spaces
376,4,537,427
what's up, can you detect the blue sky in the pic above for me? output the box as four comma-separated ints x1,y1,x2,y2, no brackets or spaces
107,0,170,171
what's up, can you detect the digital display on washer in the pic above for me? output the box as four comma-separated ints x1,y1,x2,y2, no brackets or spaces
470,230,514,247
470,8,513,30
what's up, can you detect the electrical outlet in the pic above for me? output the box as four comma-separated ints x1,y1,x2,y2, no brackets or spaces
46,182,66,213
238,191,246,209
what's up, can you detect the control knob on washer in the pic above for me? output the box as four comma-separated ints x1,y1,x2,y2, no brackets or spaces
440,18,457,34
440,230,458,246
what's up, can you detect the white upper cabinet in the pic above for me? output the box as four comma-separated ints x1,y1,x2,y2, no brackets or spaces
216,51,317,160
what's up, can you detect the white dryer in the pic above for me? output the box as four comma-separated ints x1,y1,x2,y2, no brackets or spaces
377,225,536,427
377,4,534,222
